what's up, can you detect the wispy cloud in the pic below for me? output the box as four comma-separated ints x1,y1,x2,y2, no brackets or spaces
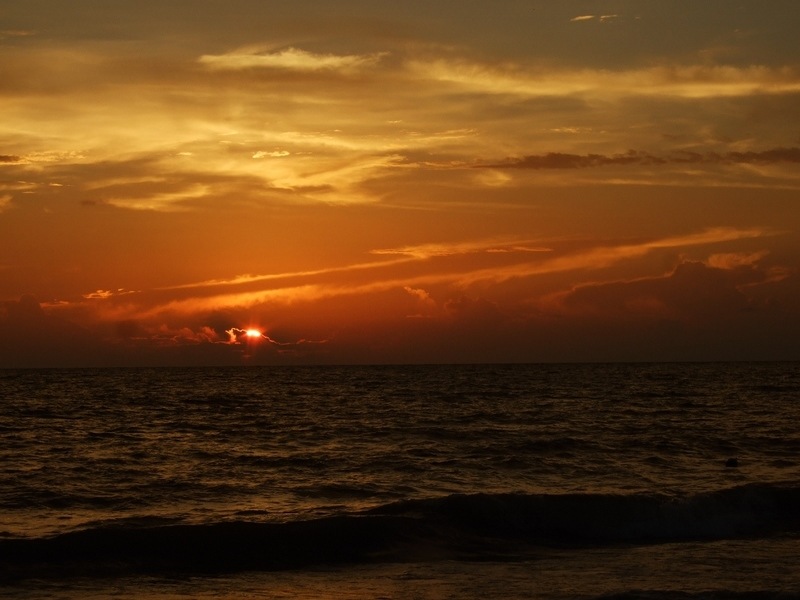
0,29,36,39
158,257,416,291
408,59,800,98
102,184,211,212
82,289,138,300
199,47,387,73
371,238,553,259
706,250,770,270
448,228,778,288
86,227,775,321
570,14,619,23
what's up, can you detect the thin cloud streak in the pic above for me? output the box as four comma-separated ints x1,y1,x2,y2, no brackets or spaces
161,239,553,292
199,46,387,73
371,239,554,259
408,60,800,98
111,227,776,319
450,228,779,288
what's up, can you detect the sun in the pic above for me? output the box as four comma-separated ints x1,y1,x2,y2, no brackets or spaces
245,329,262,339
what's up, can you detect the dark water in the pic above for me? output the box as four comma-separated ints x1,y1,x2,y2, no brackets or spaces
1,363,799,598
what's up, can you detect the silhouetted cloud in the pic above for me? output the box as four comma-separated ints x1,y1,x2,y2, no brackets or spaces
482,147,800,169
482,151,664,169
0,296,108,367
479,147,800,169
0,155,22,163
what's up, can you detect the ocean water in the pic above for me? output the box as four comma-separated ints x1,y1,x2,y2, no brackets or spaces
1,362,799,599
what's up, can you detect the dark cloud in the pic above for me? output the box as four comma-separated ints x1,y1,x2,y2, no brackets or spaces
723,147,800,163
0,155,22,163
482,147,800,169
444,295,506,324
114,320,143,339
542,260,800,361
0,295,109,367
559,261,755,319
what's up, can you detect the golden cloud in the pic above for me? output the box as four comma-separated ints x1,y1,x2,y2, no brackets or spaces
408,59,800,98
371,238,553,259
199,47,387,73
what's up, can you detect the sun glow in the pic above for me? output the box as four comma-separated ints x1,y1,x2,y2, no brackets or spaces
245,329,263,339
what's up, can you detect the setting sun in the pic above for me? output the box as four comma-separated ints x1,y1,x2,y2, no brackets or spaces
0,0,798,367
1,3,799,597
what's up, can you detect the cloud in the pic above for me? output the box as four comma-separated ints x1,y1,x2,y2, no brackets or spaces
570,15,619,23
4,151,85,165
102,184,210,212
224,326,328,348
548,258,775,322
403,286,432,302
0,30,36,38
371,238,553,259
199,47,386,73
157,257,415,292
83,289,137,300
7,221,794,366
408,59,800,98
445,227,777,289
79,227,775,329
0,295,108,367
252,150,290,159
403,286,438,318
482,147,800,169
706,250,769,270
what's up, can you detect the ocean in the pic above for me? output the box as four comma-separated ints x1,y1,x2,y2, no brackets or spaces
1,362,799,599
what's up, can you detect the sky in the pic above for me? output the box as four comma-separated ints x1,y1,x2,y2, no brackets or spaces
1,0,799,366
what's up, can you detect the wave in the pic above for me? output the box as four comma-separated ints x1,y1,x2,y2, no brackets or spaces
2,483,799,581
368,481,800,545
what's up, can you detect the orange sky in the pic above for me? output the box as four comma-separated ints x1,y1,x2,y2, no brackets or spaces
1,1,799,366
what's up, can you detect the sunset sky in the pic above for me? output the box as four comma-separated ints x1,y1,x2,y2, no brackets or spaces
1,0,799,366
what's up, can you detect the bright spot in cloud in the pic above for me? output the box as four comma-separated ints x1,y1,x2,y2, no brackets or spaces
245,329,263,338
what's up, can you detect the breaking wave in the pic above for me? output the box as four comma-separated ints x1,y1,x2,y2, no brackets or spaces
2,483,799,581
